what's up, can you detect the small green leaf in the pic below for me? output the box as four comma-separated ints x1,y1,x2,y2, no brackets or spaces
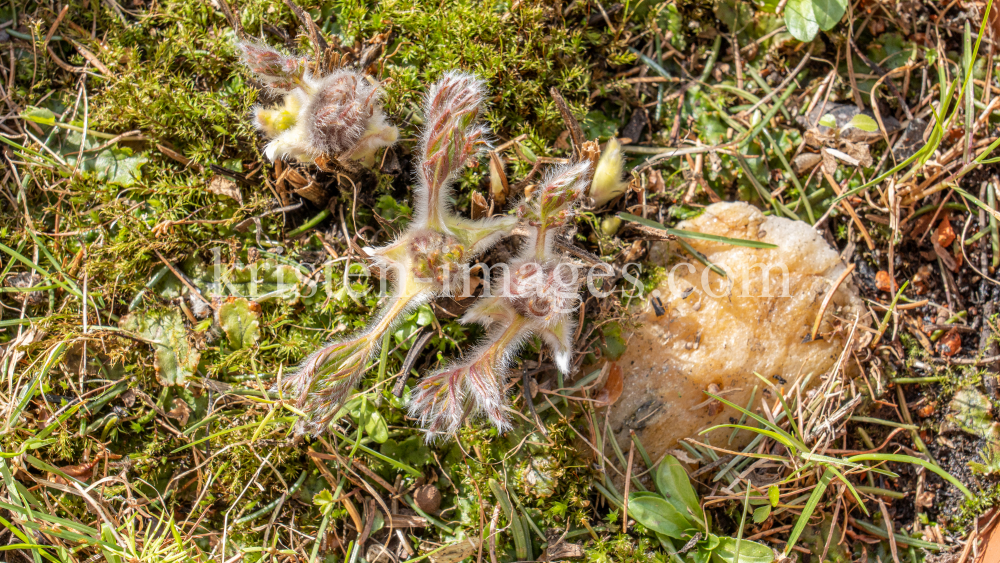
768,485,780,507
752,504,771,523
945,385,994,438
379,436,434,467
655,455,705,525
385,386,411,410
349,400,389,444
810,0,848,30
415,304,435,327
627,494,693,539
818,113,838,128
784,0,847,41
120,308,200,385
218,297,260,350
366,414,388,444
54,130,148,186
516,141,537,162
22,106,56,126
522,456,559,498
784,0,820,41
67,145,149,187
847,114,879,132
702,533,720,551
314,489,336,515
712,537,775,563
600,322,628,361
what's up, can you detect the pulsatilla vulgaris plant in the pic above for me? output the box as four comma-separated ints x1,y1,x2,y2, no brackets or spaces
249,63,619,438
280,72,519,434
238,41,398,165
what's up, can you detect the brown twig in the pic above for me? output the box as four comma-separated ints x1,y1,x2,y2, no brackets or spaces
850,37,914,120
821,170,875,250
929,354,1000,365
622,442,634,534
152,249,215,312
44,5,70,46
283,0,328,59
878,499,900,563
551,87,585,157
811,263,857,341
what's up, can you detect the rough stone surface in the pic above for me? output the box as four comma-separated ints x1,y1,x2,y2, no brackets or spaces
609,202,865,463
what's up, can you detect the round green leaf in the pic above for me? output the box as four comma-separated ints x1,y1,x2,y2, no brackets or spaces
120,308,200,385
218,298,261,350
701,533,721,551
784,0,847,41
711,537,775,563
347,397,390,444
811,0,848,30
752,504,771,524
768,485,780,507
784,0,820,42
415,304,436,326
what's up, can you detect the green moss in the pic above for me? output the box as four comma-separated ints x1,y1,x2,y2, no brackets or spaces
320,0,611,144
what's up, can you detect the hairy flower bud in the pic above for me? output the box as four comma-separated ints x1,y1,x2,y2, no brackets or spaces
410,160,594,440
505,260,581,323
417,72,490,229
237,41,308,93
408,366,471,436
410,317,530,439
305,71,398,165
590,137,629,207
238,41,397,165
536,161,591,221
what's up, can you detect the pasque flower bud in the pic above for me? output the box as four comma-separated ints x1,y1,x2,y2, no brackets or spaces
237,41,308,92
238,41,398,165
590,137,630,207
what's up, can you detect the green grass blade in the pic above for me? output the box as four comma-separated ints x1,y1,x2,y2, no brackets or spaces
700,425,798,452
617,213,778,248
851,519,944,551
704,393,806,451
847,453,972,499
783,468,833,555
825,465,869,516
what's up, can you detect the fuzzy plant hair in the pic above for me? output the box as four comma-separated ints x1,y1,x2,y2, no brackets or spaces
278,71,518,434
237,40,398,166
408,162,591,439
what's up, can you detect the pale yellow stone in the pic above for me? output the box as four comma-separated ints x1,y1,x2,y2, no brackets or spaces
609,202,865,463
